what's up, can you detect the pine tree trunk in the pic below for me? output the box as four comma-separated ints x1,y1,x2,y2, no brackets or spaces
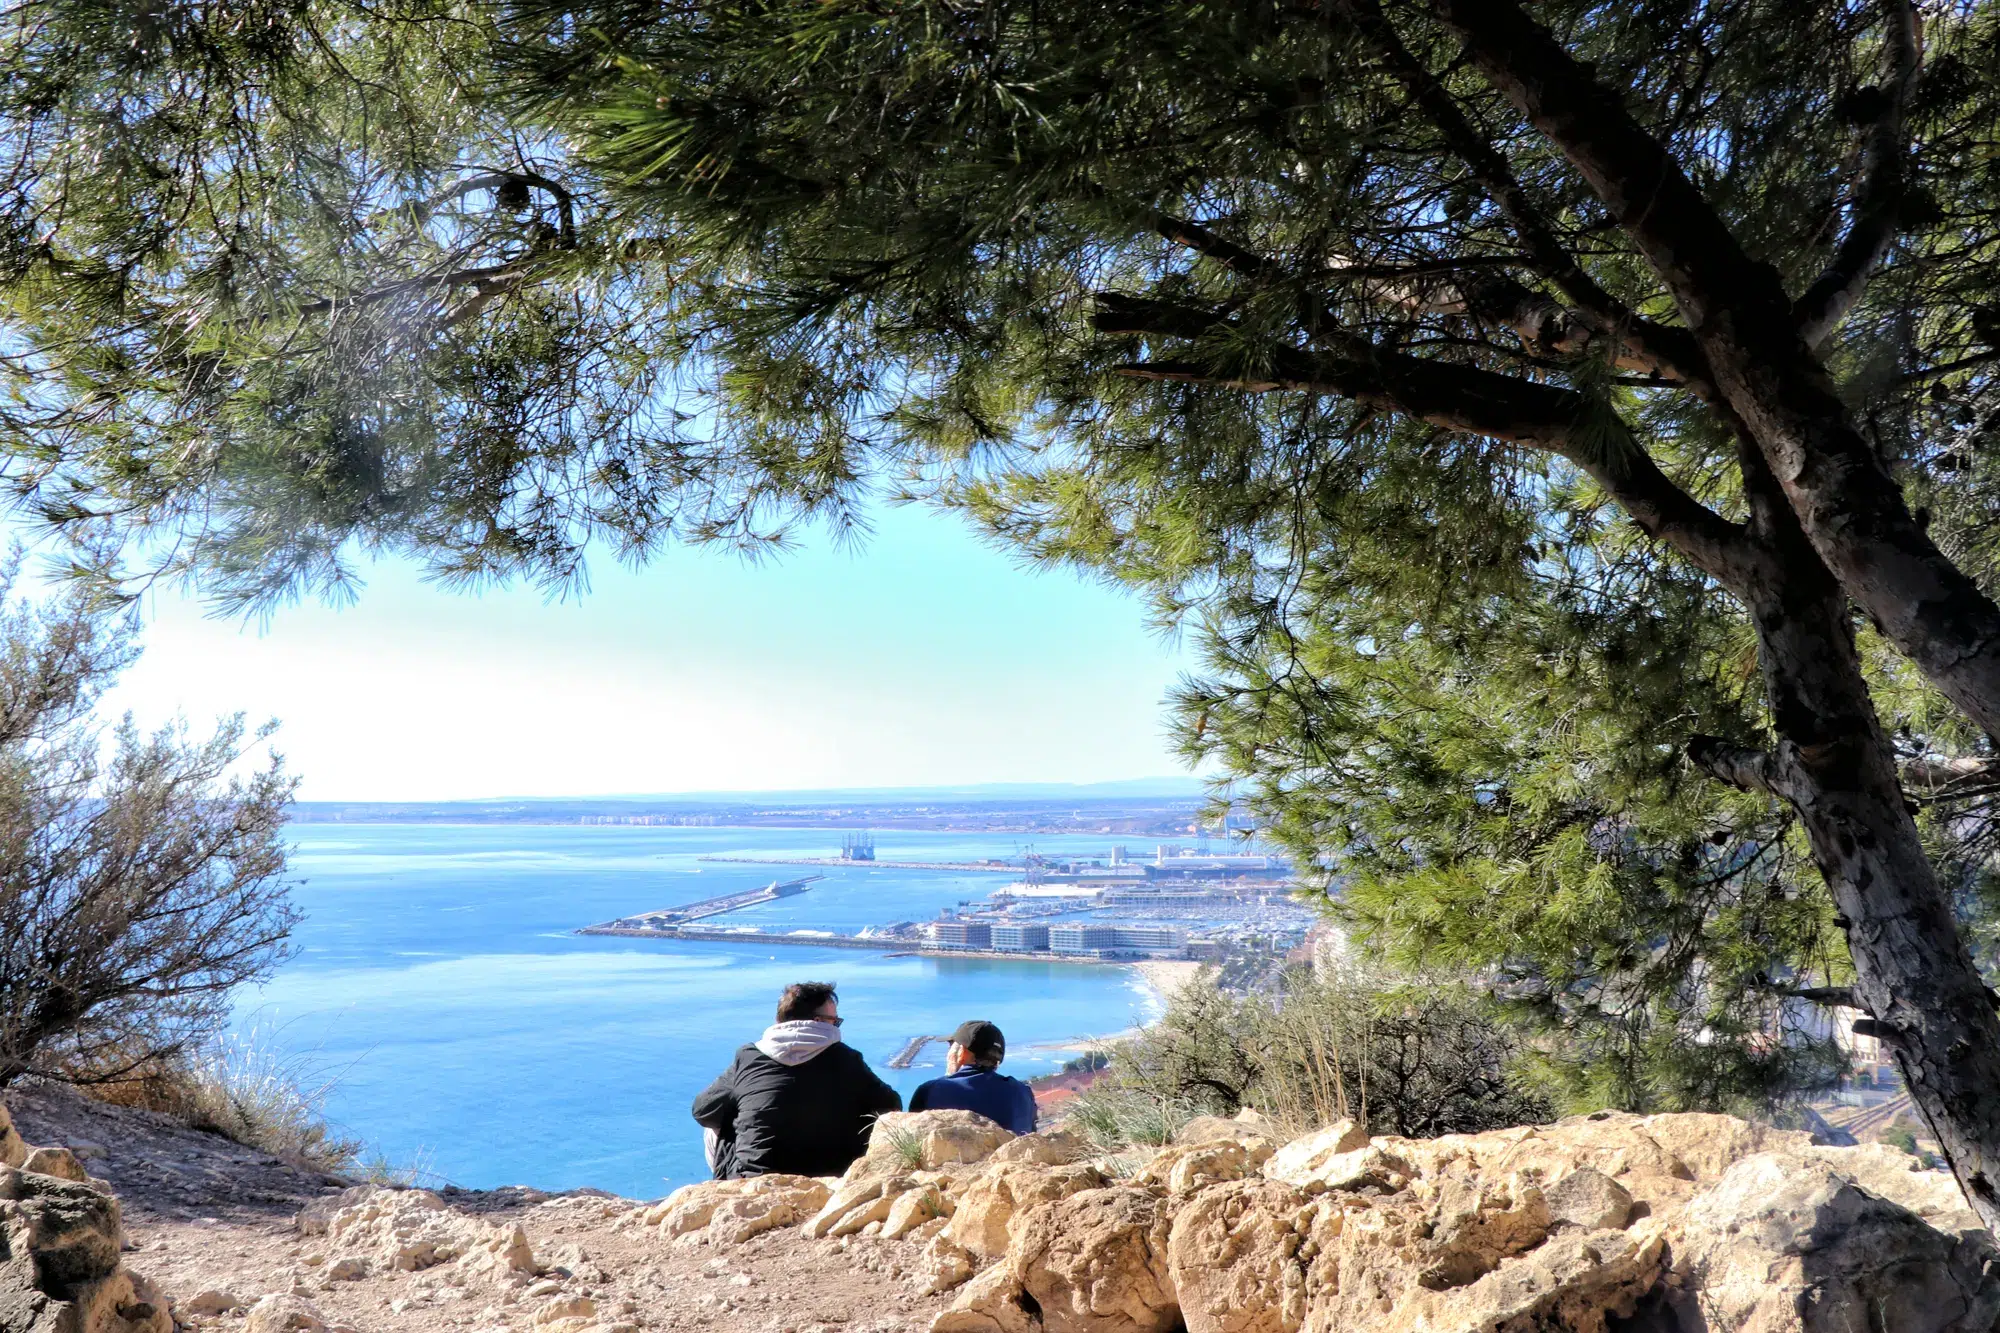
1723,467,2000,1231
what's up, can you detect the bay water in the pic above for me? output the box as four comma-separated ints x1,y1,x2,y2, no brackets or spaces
236,824,1159,1199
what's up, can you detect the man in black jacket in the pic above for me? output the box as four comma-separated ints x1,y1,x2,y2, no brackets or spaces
692,980,902,1178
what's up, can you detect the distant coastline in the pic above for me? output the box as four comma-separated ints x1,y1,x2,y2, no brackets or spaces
287,787,1222,838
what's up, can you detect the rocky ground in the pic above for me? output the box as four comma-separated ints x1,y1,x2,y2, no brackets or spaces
5,1082,961,1333
6,1080,2000,1333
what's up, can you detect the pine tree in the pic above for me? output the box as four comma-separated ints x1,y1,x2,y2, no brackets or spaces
9,0,2000,1220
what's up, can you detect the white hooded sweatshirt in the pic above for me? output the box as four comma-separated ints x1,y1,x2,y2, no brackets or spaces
754,1018,843,1066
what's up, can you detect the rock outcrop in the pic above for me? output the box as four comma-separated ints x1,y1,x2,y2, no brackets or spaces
639,1106,2000,1333
300,1186,541,1283
0,1101,171,1333
633,1174,833,1246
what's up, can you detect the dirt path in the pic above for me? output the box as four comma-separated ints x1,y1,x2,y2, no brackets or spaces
7,1083,952,1333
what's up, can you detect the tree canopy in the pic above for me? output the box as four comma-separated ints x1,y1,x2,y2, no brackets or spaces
7,0,2000,1216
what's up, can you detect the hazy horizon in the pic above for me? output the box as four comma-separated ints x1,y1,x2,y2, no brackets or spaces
290,775,1211,805
27,500,1196,801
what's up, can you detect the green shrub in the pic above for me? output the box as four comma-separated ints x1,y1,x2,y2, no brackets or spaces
1107,963,1551,1140
879,1121,928,1170
1060,1086,1197,1153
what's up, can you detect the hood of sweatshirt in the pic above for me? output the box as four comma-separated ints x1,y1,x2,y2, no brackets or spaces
755,1019,843,1066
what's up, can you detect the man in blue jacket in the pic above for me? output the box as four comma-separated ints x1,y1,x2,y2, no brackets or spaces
909,1020,1037,1134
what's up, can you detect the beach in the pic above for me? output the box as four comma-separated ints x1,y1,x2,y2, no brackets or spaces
1133,957,1205,1002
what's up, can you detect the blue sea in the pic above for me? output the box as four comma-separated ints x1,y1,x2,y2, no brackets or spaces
235,824,1158,1199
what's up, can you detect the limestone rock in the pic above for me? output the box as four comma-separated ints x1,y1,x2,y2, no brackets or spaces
1174,1116,1276,1157
1009,1186,1179,1333
317,1187,538,1281
1136,1140,1267,1195
1265,1142,1407,1194
531,1295,596,1327
707,1189,823,1244
245,1294,328,1333
850,1111,1016,1180
1416,1227,1664,1333
804,1176,905,1240
0,1100,28,1168
988,1129,1090,1167
1543,1167,1631,1232
64,1266,172,1333
882,1182,953,1239
930,1262,1040,1333
948,1162,1106,1262
1165,1179,1311,1333
915,1232,978,1295
323,1257,367,1282
1667,1153,2000,1332
1634,1110,1812,1182
295,1186,377,1236
0,1163,123,1289
1413,1169,1550,1290
1799,1141,1982,1233
184,1290,247,1316
23,1146,89,1183
0,1161,175,1333
1259,1121,1371,1188
644,1174,831,1242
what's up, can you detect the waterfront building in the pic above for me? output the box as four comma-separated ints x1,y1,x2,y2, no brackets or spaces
931,920,992,950
990,922,1051,952
1109,926,1185,951
1049,924,1119,954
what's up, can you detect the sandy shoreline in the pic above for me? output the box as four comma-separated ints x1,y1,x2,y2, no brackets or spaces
1132,958,1205,1002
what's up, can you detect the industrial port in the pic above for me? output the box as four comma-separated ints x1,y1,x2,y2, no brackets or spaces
577,835,1317,962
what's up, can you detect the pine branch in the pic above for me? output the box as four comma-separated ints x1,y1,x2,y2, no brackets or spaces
1772,984,1862,1009
1794,0,1922,347
1433,0,2000,749
1338,0,1710,392
1688,735,1802,801
1092,295,1764,586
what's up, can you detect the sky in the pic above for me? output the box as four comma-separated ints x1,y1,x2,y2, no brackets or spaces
69,503,1194,800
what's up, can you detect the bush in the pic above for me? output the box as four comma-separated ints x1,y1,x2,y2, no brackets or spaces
1880,1117,1923,1158
1107,962,1552,1140
0,567,298,1088
1061,1086,1196,1154
1060,1050,1110,1076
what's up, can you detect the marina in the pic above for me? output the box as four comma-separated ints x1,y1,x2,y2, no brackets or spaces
579,835,1316,964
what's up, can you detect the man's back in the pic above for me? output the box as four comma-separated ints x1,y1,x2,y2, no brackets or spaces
909,1066,1037,1135
694,1038,903,1177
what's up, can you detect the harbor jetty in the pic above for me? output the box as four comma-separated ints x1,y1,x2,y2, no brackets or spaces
887,1034,950,1069
580,873,824,930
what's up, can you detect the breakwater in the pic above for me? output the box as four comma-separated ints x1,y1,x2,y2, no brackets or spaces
697,855,1016,872
888,1034,949,1068
578,924,896,949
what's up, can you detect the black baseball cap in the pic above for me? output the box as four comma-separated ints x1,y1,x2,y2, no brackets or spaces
950,1020,1006,1061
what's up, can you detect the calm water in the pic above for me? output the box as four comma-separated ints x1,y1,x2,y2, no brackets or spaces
236,824,1157,1199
